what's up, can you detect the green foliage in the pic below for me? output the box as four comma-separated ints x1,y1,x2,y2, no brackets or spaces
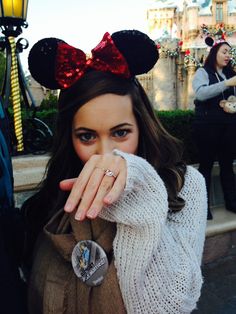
35,108,58,133
36,108,58,119
156,110,198,164
40,93,58,110
7,107,58,134
0,51,6,91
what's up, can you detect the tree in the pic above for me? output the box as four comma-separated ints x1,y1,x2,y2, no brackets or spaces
40,93,58,110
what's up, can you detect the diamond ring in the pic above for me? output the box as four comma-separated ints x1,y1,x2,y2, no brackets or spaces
95,167,117,178
104,169,117,178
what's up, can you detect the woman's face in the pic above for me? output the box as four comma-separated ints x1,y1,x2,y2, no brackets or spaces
216,44,231,69
72,93,139,163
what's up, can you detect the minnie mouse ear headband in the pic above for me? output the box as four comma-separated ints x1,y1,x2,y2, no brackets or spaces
28,30,159,90
205,36,230,48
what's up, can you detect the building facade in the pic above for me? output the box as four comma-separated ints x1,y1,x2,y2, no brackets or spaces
26,75,59,107
138,0,236,110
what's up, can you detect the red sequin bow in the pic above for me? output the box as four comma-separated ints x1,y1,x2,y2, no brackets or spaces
55,32,131,89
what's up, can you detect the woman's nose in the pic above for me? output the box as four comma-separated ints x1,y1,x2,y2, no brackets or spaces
96,140,114,155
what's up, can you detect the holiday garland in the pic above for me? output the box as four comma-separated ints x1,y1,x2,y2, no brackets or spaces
184,23,236,69
156,39,182,58
200,23,236,40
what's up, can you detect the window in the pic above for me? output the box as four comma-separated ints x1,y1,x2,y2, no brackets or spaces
216,2,223,22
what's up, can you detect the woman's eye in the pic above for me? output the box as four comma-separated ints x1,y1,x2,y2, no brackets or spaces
76,132,96,143
113,129,130,138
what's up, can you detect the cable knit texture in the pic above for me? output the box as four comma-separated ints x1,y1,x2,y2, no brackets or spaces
99,150,207,314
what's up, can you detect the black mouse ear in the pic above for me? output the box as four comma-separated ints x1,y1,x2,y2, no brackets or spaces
111,30,159,76
28,37,65,89
205,36,214,47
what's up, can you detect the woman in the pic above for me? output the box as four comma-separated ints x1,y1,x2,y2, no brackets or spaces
22,30,207,314
192,38,236,220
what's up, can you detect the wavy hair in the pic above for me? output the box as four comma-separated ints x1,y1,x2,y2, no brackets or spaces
22,71,186,248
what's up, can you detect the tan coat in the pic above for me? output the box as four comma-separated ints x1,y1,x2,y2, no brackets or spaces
28,209,126,314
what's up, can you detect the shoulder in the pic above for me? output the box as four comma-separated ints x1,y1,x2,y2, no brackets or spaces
192,68,209,87
194,67,208,78
196,67,206,74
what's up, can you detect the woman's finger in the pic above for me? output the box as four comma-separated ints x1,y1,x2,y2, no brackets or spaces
75,169,105,221
59,178,76,191
103,169,126,205
86,164,126,219
64,156,100,212
86,175,116,219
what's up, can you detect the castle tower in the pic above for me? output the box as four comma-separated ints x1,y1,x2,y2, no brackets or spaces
146,0,236,109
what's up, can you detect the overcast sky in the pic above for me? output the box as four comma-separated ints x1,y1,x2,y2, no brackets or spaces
19,0,150,71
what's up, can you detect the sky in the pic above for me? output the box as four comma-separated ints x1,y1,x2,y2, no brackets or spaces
19,0,151,72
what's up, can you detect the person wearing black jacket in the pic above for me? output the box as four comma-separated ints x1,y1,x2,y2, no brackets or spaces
192,40,236,220
0,97,27,314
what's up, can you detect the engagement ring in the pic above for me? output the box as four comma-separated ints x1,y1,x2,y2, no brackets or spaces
95,167,117,178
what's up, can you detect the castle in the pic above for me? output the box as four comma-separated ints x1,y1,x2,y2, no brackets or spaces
138,0,236,110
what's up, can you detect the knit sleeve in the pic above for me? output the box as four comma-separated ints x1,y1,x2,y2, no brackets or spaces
100,150,168,224
99,151,169,308
99,152,207,314
167,166,207,264
192,67,227,101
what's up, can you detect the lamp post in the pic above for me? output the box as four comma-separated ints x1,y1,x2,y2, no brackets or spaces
0,0,33,153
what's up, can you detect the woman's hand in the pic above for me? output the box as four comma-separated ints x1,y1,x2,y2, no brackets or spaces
225,76,236,87
60,153,127,221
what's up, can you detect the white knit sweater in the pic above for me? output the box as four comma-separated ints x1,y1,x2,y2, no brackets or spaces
99,151,207,314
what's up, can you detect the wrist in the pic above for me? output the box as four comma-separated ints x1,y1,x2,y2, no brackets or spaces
225,80,230,87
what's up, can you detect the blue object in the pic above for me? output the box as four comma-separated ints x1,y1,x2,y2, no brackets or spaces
0,98,14,212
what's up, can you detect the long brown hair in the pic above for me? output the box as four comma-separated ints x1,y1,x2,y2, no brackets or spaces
22,71,186,244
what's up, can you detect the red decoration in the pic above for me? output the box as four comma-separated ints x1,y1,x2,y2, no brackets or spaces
156,44,161,49
56,32,130,89
185,49,190,56
178,41,183,46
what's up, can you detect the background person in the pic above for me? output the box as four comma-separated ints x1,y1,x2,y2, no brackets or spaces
192,38,236,220
22,30,207,314
0,97,27,314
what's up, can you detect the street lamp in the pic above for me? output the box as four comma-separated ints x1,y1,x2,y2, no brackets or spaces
0,0,31,152
0,0,29,37
0,0,53,155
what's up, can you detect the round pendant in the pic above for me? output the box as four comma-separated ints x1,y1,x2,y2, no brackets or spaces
71,240,108,286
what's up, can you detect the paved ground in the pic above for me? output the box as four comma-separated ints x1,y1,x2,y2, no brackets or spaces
193,246,236,314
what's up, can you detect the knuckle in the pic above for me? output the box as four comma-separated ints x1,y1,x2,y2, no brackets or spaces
90,154,100,163
101,153,112,163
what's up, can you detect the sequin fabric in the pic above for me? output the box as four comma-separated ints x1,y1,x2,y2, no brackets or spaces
55,32,130,89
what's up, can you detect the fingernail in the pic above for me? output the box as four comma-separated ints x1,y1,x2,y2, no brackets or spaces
87,208,96,219
64,202,72,212
75,210,83,221
104,195,112,204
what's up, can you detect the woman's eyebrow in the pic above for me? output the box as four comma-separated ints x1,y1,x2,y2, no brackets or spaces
73,123,133,133
73,127,95,132
110,123,133,131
